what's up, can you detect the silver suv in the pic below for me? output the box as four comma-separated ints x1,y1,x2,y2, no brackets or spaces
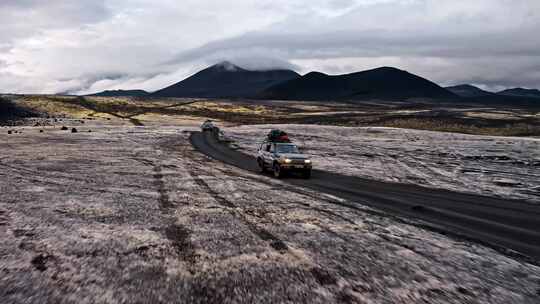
201,120,216,132
257,142,312,178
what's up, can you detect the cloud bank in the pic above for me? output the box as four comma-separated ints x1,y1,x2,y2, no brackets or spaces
1,0,539,94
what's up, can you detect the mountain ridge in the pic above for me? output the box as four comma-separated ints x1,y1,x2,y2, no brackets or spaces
259,66,457,101
498,88,540,98
152,61,300,98
84,62,540,105
445,84,494,98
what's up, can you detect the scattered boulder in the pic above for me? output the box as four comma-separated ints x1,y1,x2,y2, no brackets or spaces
61,126,68,131
71,128,78,133
31,254,49,272
88,130,92,133
39,130,44,133
7,130,12,134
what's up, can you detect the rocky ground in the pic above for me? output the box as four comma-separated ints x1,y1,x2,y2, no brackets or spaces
226,124,540,203
1,120,540,303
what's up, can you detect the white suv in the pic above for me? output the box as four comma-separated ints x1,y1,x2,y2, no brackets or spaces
257,142,312,178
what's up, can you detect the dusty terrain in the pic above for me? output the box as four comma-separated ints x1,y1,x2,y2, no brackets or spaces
1,96,540,303
1,119,540,303
226,124,540,202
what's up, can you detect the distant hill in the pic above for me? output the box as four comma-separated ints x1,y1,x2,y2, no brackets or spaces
0,97,37,121
443,84,540,106
445,84,494,98
259,67,457,101
152,61,300,98
497,88,540,99
88,90,149,97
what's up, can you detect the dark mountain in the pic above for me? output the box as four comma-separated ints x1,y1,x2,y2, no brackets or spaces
497,88,540,99
442,85,540,107
152,61,301,98
259,67,457,101
445,84,494,98
88,89,149,97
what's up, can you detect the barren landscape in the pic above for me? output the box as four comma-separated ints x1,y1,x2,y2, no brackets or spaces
1,96,540,303
226,124,540,202
4,2,540,303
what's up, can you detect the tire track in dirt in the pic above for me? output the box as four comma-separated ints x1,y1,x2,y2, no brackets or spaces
210,165,376,222
174,134,371,289
187,167,289,253
175,136,293,252
184,148,365,290
164,223,199,272
184,164,348,289
132,143,200,270
152,164,175,210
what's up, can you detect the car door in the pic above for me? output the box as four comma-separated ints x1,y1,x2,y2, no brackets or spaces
268,143,276,164
263,143,272,164
257,143,266,162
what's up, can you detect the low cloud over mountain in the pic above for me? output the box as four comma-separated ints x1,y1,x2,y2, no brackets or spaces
1,1,540,94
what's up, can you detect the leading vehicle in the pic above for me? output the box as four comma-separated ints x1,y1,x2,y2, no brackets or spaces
257,141,312,178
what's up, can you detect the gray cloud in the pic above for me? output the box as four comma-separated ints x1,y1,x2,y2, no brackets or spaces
1,0,540,94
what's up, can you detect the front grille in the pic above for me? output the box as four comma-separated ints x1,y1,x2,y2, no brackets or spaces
289,159,306,165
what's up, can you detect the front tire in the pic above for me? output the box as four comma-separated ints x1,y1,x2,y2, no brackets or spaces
273,163,283,178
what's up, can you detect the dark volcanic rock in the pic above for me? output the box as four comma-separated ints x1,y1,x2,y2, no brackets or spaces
497,88,540,99
259,67,457,101
445,84,494,98
31,254,49,272
152,61,300,98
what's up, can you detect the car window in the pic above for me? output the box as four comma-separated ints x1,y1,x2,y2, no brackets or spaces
276,144,299,153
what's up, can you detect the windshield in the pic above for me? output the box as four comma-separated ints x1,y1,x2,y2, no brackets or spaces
276,144,299,154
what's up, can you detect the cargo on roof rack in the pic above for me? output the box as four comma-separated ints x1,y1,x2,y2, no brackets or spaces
266,129,291,143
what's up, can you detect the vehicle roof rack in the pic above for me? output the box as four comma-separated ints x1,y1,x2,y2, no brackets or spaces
266,129,291,143
265,138,292,143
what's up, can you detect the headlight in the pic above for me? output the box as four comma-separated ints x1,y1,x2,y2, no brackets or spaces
304,159,311,164
284,158,292,164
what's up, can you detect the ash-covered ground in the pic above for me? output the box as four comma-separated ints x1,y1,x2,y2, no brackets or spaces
1,120,540,303
227,124,540,203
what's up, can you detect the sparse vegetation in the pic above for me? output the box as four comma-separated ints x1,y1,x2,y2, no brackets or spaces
382,118,540,136
3,95,539,136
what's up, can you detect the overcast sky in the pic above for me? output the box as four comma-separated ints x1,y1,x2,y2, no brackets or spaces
1,0,539,94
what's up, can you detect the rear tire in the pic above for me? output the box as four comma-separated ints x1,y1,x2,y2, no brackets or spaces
258,158,266,173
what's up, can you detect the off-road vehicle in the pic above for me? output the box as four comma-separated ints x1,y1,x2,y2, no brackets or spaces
201,120,216,132
257,141,312,179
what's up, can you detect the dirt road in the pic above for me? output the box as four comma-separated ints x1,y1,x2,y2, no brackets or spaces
1,124,540,303
190,130,540,261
